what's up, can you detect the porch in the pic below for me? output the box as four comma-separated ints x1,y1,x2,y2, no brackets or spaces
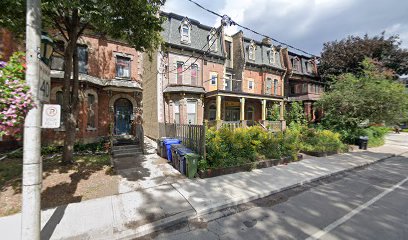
204,90,285,130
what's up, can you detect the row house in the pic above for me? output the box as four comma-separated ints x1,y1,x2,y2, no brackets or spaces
0,29,144,147
143,12,287,139
206,32,286,127
45,33,144,145
282,49,324,121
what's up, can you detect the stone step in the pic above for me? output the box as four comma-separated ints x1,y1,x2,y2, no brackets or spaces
112,145,140,151
113,148,142,155
113,152,143,158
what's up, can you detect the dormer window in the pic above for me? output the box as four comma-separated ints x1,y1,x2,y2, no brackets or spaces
180,17,192,44
306,61,314,74
267,47,277,65
208,28,218,52
248,40,256,61
291,57,300,72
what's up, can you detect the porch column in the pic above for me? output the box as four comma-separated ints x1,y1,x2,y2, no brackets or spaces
240,97,245,121
261,99,266,121
279,101,284,121
216,95,221,121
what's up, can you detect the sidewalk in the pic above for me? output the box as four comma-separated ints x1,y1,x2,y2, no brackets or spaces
1,133,407,240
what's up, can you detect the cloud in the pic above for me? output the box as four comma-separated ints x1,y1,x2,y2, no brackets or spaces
162,0,408,55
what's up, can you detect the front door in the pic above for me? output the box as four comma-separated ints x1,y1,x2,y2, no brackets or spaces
114,98,133,135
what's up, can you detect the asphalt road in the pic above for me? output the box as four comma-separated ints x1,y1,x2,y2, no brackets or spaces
141,154,408,240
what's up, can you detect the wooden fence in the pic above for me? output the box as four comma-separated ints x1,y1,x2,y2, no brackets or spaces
158,123,205,155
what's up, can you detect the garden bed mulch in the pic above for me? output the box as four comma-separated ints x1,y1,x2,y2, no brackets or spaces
198,154,303,179
0,153,119,217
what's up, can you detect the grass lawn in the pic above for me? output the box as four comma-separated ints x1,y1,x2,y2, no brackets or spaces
0,153,119,217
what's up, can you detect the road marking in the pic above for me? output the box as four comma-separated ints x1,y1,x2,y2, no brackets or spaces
305,176,408,240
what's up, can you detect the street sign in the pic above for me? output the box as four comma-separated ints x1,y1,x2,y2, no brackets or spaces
42,104,61,128
38,61,50,103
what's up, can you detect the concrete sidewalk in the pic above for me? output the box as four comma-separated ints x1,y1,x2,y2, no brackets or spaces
1,133,407,240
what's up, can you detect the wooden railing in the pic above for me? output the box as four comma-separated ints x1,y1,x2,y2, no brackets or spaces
158,123,205,155
207,120,284,132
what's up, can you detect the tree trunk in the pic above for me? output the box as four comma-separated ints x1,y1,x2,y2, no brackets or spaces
61,9,80,165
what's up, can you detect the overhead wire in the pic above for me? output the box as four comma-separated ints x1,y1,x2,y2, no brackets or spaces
185,0,319,58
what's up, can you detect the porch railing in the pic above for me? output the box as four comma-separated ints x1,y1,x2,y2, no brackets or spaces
158,123,205,155
206,120,285,132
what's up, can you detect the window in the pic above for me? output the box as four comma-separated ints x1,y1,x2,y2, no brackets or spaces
187,100,197,124
292,58,300,72
209,104,216,121
173,101,180,124
180,18,191,44
266,78,272,94
246,106,254,121
315,84,319,93
248,40,256,61
51,41,65,71
291,85,296,94
248,80,254,91
224,74,232,91
77,45,88,74
191,64,198,85
210,73,218,86
274,79,279,95
306,62,314,74
116,56,131,78
87,94,96,128
225,41,232,60
176,61,184,84
302,83,308,93
268,48,276,64
208,29,217,52
56,91,64,125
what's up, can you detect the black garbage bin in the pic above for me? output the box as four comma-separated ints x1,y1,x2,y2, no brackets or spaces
358,136,369,150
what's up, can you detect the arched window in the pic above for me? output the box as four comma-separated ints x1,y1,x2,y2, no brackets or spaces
268,47,277,64
248,40,256,61
180,17,191,44
266,78,272,95
208,28,218,52
291,57,300,72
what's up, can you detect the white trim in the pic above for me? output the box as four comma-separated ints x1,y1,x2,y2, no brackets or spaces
248,79,254,91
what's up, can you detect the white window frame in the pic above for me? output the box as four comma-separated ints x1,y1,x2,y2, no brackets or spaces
210,72,218,86
186,100,197,125
269,47,277,64
274,79,279,95
248,79,254,91
208,28,218,52
180,18,191,44
248,40,256,61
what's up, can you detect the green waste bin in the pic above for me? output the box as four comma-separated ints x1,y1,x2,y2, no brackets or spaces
185,153,200,179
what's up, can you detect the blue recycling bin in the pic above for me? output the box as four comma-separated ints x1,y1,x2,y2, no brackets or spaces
176,147,194,175
163,138,182,162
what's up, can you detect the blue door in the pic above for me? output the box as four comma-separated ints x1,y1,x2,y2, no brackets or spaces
114,98,133,135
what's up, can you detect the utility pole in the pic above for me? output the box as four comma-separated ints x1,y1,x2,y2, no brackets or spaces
22,0,42,239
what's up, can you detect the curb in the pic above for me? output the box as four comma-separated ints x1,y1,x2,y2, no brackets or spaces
114,152,401,239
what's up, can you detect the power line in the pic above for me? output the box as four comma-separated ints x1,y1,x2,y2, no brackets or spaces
185,0,319,58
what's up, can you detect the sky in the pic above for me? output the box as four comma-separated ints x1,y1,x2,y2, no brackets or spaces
163,0,408,56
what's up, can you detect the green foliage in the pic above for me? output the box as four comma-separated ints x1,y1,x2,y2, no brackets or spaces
317,59,408,143
266,104,280,121
301,128,346,153
285,101,306,125
205,126,301,169
359,126,389,147
319,32,408,82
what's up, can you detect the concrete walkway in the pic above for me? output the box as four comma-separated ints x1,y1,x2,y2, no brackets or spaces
1,133,407,240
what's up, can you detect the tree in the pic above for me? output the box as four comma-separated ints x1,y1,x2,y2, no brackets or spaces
319,32,408,82
0,1,165,164
317,59,408,142
285,101,306,126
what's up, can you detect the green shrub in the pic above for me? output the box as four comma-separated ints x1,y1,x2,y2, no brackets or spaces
205,126,301,170
359,126,389,147
301,128,346,153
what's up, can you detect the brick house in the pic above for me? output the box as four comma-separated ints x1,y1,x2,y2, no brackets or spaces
1,30,144,147
281,49,324,121
205,31,286,127
143,13,288,139
143,12,225,139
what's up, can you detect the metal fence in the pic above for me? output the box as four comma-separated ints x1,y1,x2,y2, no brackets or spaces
159,123,205,155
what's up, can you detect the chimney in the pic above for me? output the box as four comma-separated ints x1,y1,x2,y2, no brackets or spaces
262,37,272,46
